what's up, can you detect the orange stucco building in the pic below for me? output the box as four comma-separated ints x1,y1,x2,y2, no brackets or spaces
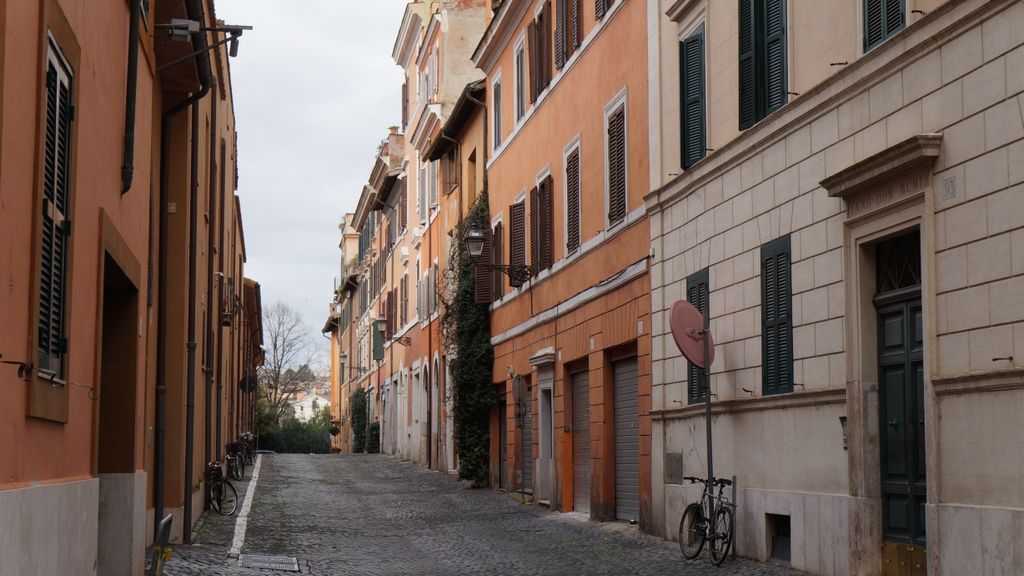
0,1,262,572
473,0,652,523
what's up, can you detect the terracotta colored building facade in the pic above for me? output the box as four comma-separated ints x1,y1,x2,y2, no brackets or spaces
0,1,262,572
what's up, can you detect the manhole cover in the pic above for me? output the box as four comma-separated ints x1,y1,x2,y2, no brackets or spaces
238,554,299,572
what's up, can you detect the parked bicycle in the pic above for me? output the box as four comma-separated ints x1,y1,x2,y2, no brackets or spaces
206,460,238,516
679,476,735,565
239,432,254,467
225,442,244,481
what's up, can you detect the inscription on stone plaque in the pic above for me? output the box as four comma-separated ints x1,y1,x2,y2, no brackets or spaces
847,172,929,218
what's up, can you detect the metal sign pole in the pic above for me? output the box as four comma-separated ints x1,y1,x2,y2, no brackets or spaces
703,310,715,525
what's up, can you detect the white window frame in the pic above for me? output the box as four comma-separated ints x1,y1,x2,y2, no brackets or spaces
562,134,582,256
603,87,629,232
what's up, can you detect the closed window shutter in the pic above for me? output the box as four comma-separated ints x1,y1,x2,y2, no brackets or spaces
541,176,554,270
39,58,73,378
680,31,706,169
607,107,627,226
864,0,904,51
493,85,502,148
555,0,566,70
566,148,581,254
595,0,606,20
764,0,787,115
429,161,438,208
530,187,540,270
528,20,539,103
401,82,408,129
473,228,492,303
686,268,709,403
570,0,582,52
761,235,793,395
541,1,553,87
399,180,408,231
492,221,504,300
738,0,756,130
418,167,427,223
432,264,439,313
509,202,527,287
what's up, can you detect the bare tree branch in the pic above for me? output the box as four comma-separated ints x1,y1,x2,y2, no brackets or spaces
258,301,314,424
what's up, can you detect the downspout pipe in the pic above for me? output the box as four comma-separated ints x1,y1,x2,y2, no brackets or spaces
183,100,200,546
204,79,218,507
155,0,211,541
121,0,140,194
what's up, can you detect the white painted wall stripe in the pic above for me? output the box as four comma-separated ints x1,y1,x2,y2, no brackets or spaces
228,454,262,558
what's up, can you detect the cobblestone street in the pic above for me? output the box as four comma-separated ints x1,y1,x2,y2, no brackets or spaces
158,453,804,576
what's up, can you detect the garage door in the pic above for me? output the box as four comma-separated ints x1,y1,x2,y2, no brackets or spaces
614,358,639,522
572,371,591,514
521,385,533,492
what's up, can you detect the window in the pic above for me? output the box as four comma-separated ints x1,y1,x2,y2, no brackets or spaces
428,160,438,209
492,220,504,300
431,262,439,315
530,176,554,272
528,2,552,103
680,27,706,169
565,144,581,254
443,146,460,193
595,0,615,20
864,0,904,51
686,268,709,403
761,235,793,395
493,75,503,149
38,38,75,381
398,179,408,233
605,98,627,227
401,275,408,326
738,0,787,130
418,163,428,223
515,40,526,121
555,0,582,69
509,200,527,287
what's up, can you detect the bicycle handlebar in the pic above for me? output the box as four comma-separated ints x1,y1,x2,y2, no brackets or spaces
682,476,732,487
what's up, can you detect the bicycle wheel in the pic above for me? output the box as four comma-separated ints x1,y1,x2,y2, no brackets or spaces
229,461,242,481
216,481,238,516
210,482,223,514
709,505,734,565
679,503,706,560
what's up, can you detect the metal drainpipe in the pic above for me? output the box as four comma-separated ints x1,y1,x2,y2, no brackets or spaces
183,100,201,546
154,0,212,539
121,0,140,194
204,79,219,506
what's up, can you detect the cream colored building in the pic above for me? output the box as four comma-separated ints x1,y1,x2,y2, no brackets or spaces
646,0,1024,574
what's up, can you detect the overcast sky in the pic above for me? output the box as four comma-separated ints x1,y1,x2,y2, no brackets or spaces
217,1,408,368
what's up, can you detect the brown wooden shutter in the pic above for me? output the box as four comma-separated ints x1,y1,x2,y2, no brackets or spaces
570,0,582,52
566,148,581,254
492,221,504,300
555,0,566,70
595,0,606,20
474,226,494,304
541,176,554,270
607,106,627,225
399,180,408,230
509,202,527,287
542,1,553,87
530,187,540,270
528,20,539,103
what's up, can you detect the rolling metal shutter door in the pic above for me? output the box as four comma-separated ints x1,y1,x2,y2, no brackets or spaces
572,371,591,514
614,358,639,521
521,390,533,491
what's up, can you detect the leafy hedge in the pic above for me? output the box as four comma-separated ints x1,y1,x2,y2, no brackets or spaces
350,388,368,453
441,193,497,487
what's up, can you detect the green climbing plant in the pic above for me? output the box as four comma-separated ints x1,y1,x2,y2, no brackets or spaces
441,192,497,487
350,388,368,453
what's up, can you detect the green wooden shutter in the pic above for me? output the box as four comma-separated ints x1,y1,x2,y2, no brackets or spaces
761,235,793,395
566,148,581,254
607,107,627,226
763,0,787,115
738,0,756,130
509,202,527,287
680,30,705,169
864,0,904,51
687,268,710,403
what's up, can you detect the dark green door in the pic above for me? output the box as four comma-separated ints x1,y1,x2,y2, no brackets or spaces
877,298,925,546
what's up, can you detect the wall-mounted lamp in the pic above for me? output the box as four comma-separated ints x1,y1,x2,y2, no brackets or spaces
464,226,533,285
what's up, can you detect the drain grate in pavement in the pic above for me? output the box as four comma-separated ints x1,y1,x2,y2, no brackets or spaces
238,554,300,572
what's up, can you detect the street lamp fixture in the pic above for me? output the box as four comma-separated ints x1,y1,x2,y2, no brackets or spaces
463,225,533,285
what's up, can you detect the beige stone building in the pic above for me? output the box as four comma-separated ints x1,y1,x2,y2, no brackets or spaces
645,0,1024,574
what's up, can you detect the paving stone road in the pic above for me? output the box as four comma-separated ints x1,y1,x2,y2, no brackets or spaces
157,453,805,576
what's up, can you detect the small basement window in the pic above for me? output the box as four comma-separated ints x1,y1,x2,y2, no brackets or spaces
766,513,791,564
